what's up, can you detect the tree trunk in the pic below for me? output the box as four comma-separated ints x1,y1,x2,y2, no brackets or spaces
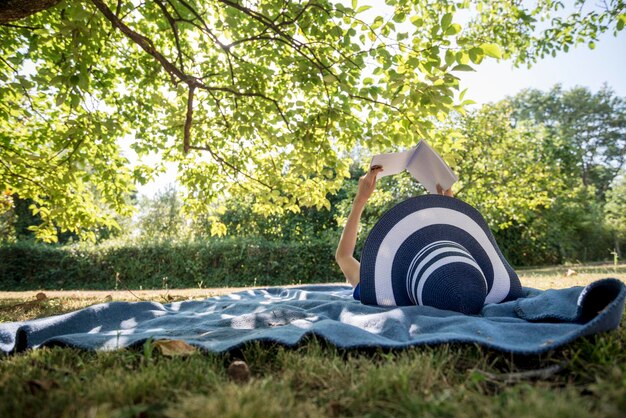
0,0,62,23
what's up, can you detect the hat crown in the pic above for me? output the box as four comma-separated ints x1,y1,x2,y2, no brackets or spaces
406,241,488,313
359,194,523,309
406,241,483,303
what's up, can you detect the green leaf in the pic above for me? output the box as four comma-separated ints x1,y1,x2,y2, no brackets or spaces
393,13,406,23
469,47,484,64
70,94,80,109
444,23,461,36
371,16,384,30
410,16,423,27
445,50,455,66
456,51,470,65
480,43,502,59
391,96,404,107
451,64,475,71
323,74,337,83
441,13,453,30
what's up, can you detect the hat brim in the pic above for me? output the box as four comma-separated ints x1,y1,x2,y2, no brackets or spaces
359,195,522,307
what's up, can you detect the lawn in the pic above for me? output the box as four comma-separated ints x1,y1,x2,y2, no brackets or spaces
0,264,625,418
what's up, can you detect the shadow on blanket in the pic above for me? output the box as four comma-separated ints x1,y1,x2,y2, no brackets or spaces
1,278,624,355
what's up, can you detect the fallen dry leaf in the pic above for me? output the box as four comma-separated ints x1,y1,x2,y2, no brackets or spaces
327,400,342,417
153,339,197,356
26,379,58,393
227,360,251,383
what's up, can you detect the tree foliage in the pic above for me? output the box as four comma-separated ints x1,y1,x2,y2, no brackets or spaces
1,0,624,241
134,185,192,241
508,85,626,200
451,102,564,230
606,172,626,251
454,86,625,264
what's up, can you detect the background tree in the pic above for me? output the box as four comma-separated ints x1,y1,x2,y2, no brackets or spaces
1,0,624,241
509,85,626,200
605,172,626,257
134,185,192,241
448,86,625,265
0,190,16,243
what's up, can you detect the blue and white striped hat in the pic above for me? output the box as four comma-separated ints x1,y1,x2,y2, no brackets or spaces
359,195,523,314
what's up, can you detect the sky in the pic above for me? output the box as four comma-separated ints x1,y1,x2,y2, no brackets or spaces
136,16,626,198
460,30,626,106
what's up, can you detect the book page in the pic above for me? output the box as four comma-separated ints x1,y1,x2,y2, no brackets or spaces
406,140,458,194
370,149,414,179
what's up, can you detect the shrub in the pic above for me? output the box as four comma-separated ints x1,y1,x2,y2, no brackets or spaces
0,238,343,291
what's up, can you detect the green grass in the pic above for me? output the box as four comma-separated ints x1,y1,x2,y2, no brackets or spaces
1,267,625,417
518,261,626,279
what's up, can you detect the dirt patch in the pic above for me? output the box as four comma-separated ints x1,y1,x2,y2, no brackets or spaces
0,283,347,301
0,266,624,301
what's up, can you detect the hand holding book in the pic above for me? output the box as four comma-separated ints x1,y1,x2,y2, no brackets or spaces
369,140,457,194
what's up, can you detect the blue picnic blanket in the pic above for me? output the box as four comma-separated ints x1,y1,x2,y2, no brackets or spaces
1,278,624,355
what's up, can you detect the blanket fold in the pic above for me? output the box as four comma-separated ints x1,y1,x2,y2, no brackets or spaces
1,279,624,355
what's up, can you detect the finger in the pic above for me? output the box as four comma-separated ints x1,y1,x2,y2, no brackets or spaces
366,166,382,178
436,184,443,195
369,166,383,179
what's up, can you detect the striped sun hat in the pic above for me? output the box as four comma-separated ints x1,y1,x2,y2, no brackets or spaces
359,195,523,314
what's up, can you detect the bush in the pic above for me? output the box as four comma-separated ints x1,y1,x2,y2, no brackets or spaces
494,188,615,266
0,238,343,291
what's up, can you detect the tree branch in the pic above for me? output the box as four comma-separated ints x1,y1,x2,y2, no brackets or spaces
188,145,272,189
90,0,189,85
154,0,185,71
0,22,42,30
0,157,46,190
218,0,332,72
0,0,62,23
90,0,291,151
183,85,195,154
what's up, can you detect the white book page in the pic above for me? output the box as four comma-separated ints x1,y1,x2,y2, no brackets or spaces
370,149,413,178
406,140,458,194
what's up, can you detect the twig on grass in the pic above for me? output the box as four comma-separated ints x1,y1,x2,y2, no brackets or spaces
474,362,568,384
115,272,146,302
0,292,49,311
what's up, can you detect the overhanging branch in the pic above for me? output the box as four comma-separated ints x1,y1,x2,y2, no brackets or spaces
89,0,291,156
0,0,62,23
183,85,195,154
188,145,272,189
90,0,189,84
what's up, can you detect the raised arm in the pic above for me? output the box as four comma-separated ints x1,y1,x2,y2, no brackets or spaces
436,183,454,197
335,165,383,287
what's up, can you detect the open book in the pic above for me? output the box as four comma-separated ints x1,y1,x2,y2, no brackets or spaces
370,140,458,194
